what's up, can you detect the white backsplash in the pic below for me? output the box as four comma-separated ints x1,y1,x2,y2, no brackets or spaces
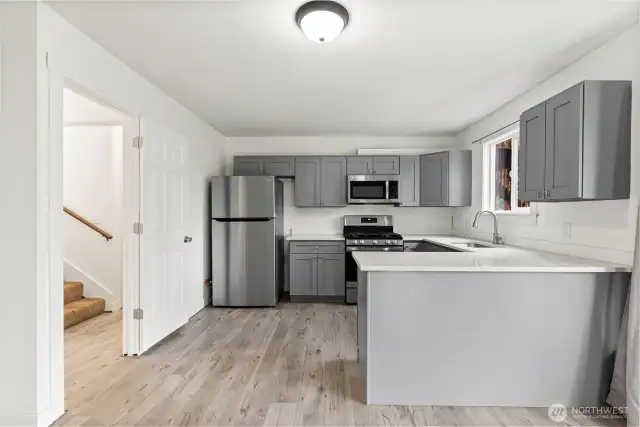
281,179,454,236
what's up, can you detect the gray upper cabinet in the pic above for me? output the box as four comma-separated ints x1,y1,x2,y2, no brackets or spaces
294,157,321,207
347,157,373,175
519,103,546,202
320,157,347,207
347,156,400,175
234,157,263,176
317,254,346,296
263,157,295,176
399,155,420,207
289,254,317,296
420,150,471,207
519,80,631,202
233,156,295,177
295,156,347,207
373,156,400,175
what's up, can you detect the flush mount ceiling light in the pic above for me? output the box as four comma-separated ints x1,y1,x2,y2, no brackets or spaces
295,1,350,43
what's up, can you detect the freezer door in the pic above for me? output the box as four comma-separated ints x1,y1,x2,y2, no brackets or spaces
211,176,276,219
211,219,276,307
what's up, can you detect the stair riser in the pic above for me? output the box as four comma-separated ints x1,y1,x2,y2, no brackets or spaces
64,298,105,329
64,282,84,305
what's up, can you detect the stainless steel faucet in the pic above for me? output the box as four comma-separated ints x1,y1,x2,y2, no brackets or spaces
472,210,504,245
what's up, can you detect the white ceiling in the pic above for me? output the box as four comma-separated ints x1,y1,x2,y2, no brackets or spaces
49,0,639,137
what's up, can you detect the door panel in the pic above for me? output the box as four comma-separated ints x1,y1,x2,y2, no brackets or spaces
347,157,373,175
318,254,345,296
140,118,189,353
234,157,263,176
420,152,448,206
373,156,400,175
545,84,583,200
399,156,420,206
519,103,546,202
212,220,276,306
321,157,347,207
211,176,275,219
289,254,317,296
263,157,295,177
294,157,321,207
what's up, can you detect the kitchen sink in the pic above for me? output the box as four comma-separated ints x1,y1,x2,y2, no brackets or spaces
455,242,495,249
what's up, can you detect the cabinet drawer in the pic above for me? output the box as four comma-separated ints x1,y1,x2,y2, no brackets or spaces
289,241,345,254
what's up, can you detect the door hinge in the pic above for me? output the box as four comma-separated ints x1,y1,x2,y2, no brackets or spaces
133,136,144,149
133,222,144,234
133,308,144,320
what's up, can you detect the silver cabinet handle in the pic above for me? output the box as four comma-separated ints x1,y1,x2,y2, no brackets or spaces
318,256,323,259
536,191,541,197
545,190,551,197
184,236,193,243
313,256,317,259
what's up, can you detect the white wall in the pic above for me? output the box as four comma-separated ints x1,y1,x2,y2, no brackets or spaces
454,25,640,265
0,4,226,426
226,136,461,235
63,125,123,310
0,3,40,425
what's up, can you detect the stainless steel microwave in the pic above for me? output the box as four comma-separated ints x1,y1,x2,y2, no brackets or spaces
347,175,400,204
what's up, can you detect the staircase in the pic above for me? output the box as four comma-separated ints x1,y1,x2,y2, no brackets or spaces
64,281,106,329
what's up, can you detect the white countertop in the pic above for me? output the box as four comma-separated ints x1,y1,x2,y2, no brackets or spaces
286,234,344,241
353,235,631,273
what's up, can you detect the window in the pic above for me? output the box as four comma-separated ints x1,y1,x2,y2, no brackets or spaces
483,129,530,214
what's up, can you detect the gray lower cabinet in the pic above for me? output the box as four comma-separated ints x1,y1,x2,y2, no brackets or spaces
295,156,346,207
233,156,295,177
289,241,345,301
420,150,471,207
347,156,400,175
519,80,631,202
317,254,346,296
399,155,420,206
289,254,318,296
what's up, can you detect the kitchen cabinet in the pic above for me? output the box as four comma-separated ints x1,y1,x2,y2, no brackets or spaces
289,254,317,296
289,241,345,301
420,150,471,207
347,156,400,175
519,80,631,202
233,156,295,177
399,155,420,206
294,156,346,207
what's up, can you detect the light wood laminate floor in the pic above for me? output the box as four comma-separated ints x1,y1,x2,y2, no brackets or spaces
56,303,624,426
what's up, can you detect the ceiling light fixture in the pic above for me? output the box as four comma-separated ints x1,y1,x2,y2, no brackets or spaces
295,1,350,43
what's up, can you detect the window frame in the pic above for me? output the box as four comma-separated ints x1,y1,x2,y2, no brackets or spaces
482,128,531,215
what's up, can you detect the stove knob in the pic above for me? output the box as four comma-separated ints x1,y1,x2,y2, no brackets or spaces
373,240,378,244
359,240,364,244
386,240,390,244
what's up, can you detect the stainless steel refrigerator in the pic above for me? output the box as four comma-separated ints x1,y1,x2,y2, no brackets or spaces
211,176,284,307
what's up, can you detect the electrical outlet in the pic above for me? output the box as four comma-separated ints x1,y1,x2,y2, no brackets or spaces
563,223,571,240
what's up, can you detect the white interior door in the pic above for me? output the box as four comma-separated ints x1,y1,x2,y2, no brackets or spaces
139,118,190,353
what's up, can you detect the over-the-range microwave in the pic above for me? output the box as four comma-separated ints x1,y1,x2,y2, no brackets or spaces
347,175,400,205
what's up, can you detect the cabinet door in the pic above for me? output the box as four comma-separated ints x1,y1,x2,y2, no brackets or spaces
320,157,347,207
294,157,321,207
290,254,317,296
399,155,420,206
519,103,547,202
263,156,295,177
317,254,345,296
420,152,449,206
234,157,263,176
545,84,583,200
347,157,373,175
373,156,400,175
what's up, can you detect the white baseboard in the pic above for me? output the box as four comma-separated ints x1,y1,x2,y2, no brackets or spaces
64,260,119,309
0,413,38,427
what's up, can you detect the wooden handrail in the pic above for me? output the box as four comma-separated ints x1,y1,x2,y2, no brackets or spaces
63,207,113,241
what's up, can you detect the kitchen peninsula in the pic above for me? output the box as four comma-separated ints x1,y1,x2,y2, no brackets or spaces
354,236,631,407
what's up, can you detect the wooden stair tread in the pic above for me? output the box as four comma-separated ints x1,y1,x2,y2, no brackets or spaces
64,281,84,305
64,297,105,329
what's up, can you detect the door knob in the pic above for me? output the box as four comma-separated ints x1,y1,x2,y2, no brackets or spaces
184,236,193,243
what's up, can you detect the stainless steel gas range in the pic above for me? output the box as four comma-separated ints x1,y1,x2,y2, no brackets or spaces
343,215,403,304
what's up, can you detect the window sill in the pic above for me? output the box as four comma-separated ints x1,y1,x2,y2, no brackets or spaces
491,211,538,217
